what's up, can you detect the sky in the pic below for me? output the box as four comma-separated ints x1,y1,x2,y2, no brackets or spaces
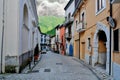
36,0,69,17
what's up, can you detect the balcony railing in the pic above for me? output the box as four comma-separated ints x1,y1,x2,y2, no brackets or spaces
76,22,86,33
111,0,120,3
67,17,74,23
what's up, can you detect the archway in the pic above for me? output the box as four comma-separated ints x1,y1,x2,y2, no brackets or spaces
96,30,107,69
22,4,29,53
20,4,30,68
92,22,110,73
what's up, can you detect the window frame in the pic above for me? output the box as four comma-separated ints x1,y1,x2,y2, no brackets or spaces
88,38,91,50
80,10,86,29
95,0,106,15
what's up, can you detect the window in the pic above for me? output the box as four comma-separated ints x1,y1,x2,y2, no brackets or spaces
76,20,78,28
68,13,71,20
41,38,43,43
81,12,85,29
88,38,91,49
44,39,46,42
96,0,106,14
65,16,67,21
114,29,119,51
68,25,71,35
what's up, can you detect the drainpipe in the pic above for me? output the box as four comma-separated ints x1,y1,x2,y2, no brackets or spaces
109,0,112,75
79,33,80,59
1,0,5,73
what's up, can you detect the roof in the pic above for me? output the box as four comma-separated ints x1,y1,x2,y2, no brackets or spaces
72,0,83,16
64,0,74,10
50,35,56,38
55,24,60,29
59,24,64,28
41,32,47,35
64,20,73,27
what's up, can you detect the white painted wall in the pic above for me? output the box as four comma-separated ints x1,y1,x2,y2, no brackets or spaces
4,0,19,56
65,0,75,21
65,0,75,55
0,0,3,73
37,29,41,51
1,0,39,72
51,37,55,45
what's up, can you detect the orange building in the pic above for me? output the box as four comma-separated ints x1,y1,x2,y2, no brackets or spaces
59,25,66,55
73,0,120,78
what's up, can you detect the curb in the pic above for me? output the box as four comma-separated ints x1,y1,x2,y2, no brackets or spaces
72,57,113,80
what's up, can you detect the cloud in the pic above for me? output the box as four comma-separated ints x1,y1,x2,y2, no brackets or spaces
36,0,68,17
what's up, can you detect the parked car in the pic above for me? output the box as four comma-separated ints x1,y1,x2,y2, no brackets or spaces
41,49,46,54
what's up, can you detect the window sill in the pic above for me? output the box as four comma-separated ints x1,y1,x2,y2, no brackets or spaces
113,51,120,53
96,7,106,16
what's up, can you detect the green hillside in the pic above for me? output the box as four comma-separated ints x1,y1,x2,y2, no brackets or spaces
38,16,64,35
46,28,56,36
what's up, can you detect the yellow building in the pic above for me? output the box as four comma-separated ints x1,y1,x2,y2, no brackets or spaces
112,1,120,79
73,0,120,78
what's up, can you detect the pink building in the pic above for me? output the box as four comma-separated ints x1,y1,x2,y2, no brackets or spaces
59,25,66,55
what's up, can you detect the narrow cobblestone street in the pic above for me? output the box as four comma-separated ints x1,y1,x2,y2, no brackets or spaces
0,51,99,80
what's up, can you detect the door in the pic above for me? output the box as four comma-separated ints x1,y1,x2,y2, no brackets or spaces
81,42,85,60
75,40,79,59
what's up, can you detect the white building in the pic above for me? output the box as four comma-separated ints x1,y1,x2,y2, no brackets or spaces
46,35,50,50
55,25,60,53
51,36,56,51
64,0,75,56
40,34,47,50
0,0,39,73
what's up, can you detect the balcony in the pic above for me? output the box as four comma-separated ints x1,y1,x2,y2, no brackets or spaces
65,33,72,41
64,17,74,27
76,22,86,33
111,0,120,3
67,17,74,23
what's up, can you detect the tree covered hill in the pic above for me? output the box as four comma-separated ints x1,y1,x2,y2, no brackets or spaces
39,16,64,36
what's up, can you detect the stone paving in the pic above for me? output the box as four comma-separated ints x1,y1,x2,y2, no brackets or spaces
72,57,113,80
0,51,100,80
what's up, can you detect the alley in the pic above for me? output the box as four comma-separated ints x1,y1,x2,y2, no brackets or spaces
0,51,99,80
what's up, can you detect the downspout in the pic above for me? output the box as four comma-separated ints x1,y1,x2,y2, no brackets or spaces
109,0,112,75
79,9,80,59
1,0,5,73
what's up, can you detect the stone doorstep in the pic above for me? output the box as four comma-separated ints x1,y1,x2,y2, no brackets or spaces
72,57,113,80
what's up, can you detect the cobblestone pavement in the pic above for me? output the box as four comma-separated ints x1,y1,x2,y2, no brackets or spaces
0,51,100,80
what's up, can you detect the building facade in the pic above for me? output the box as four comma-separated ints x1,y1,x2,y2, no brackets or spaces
73,0,111,75
59,25,66,55
40,33,47,51
50,35,56,51
0,0,39,73
112,0,120,79
64,0,75,56
46,35,51,51
55,25,60,53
